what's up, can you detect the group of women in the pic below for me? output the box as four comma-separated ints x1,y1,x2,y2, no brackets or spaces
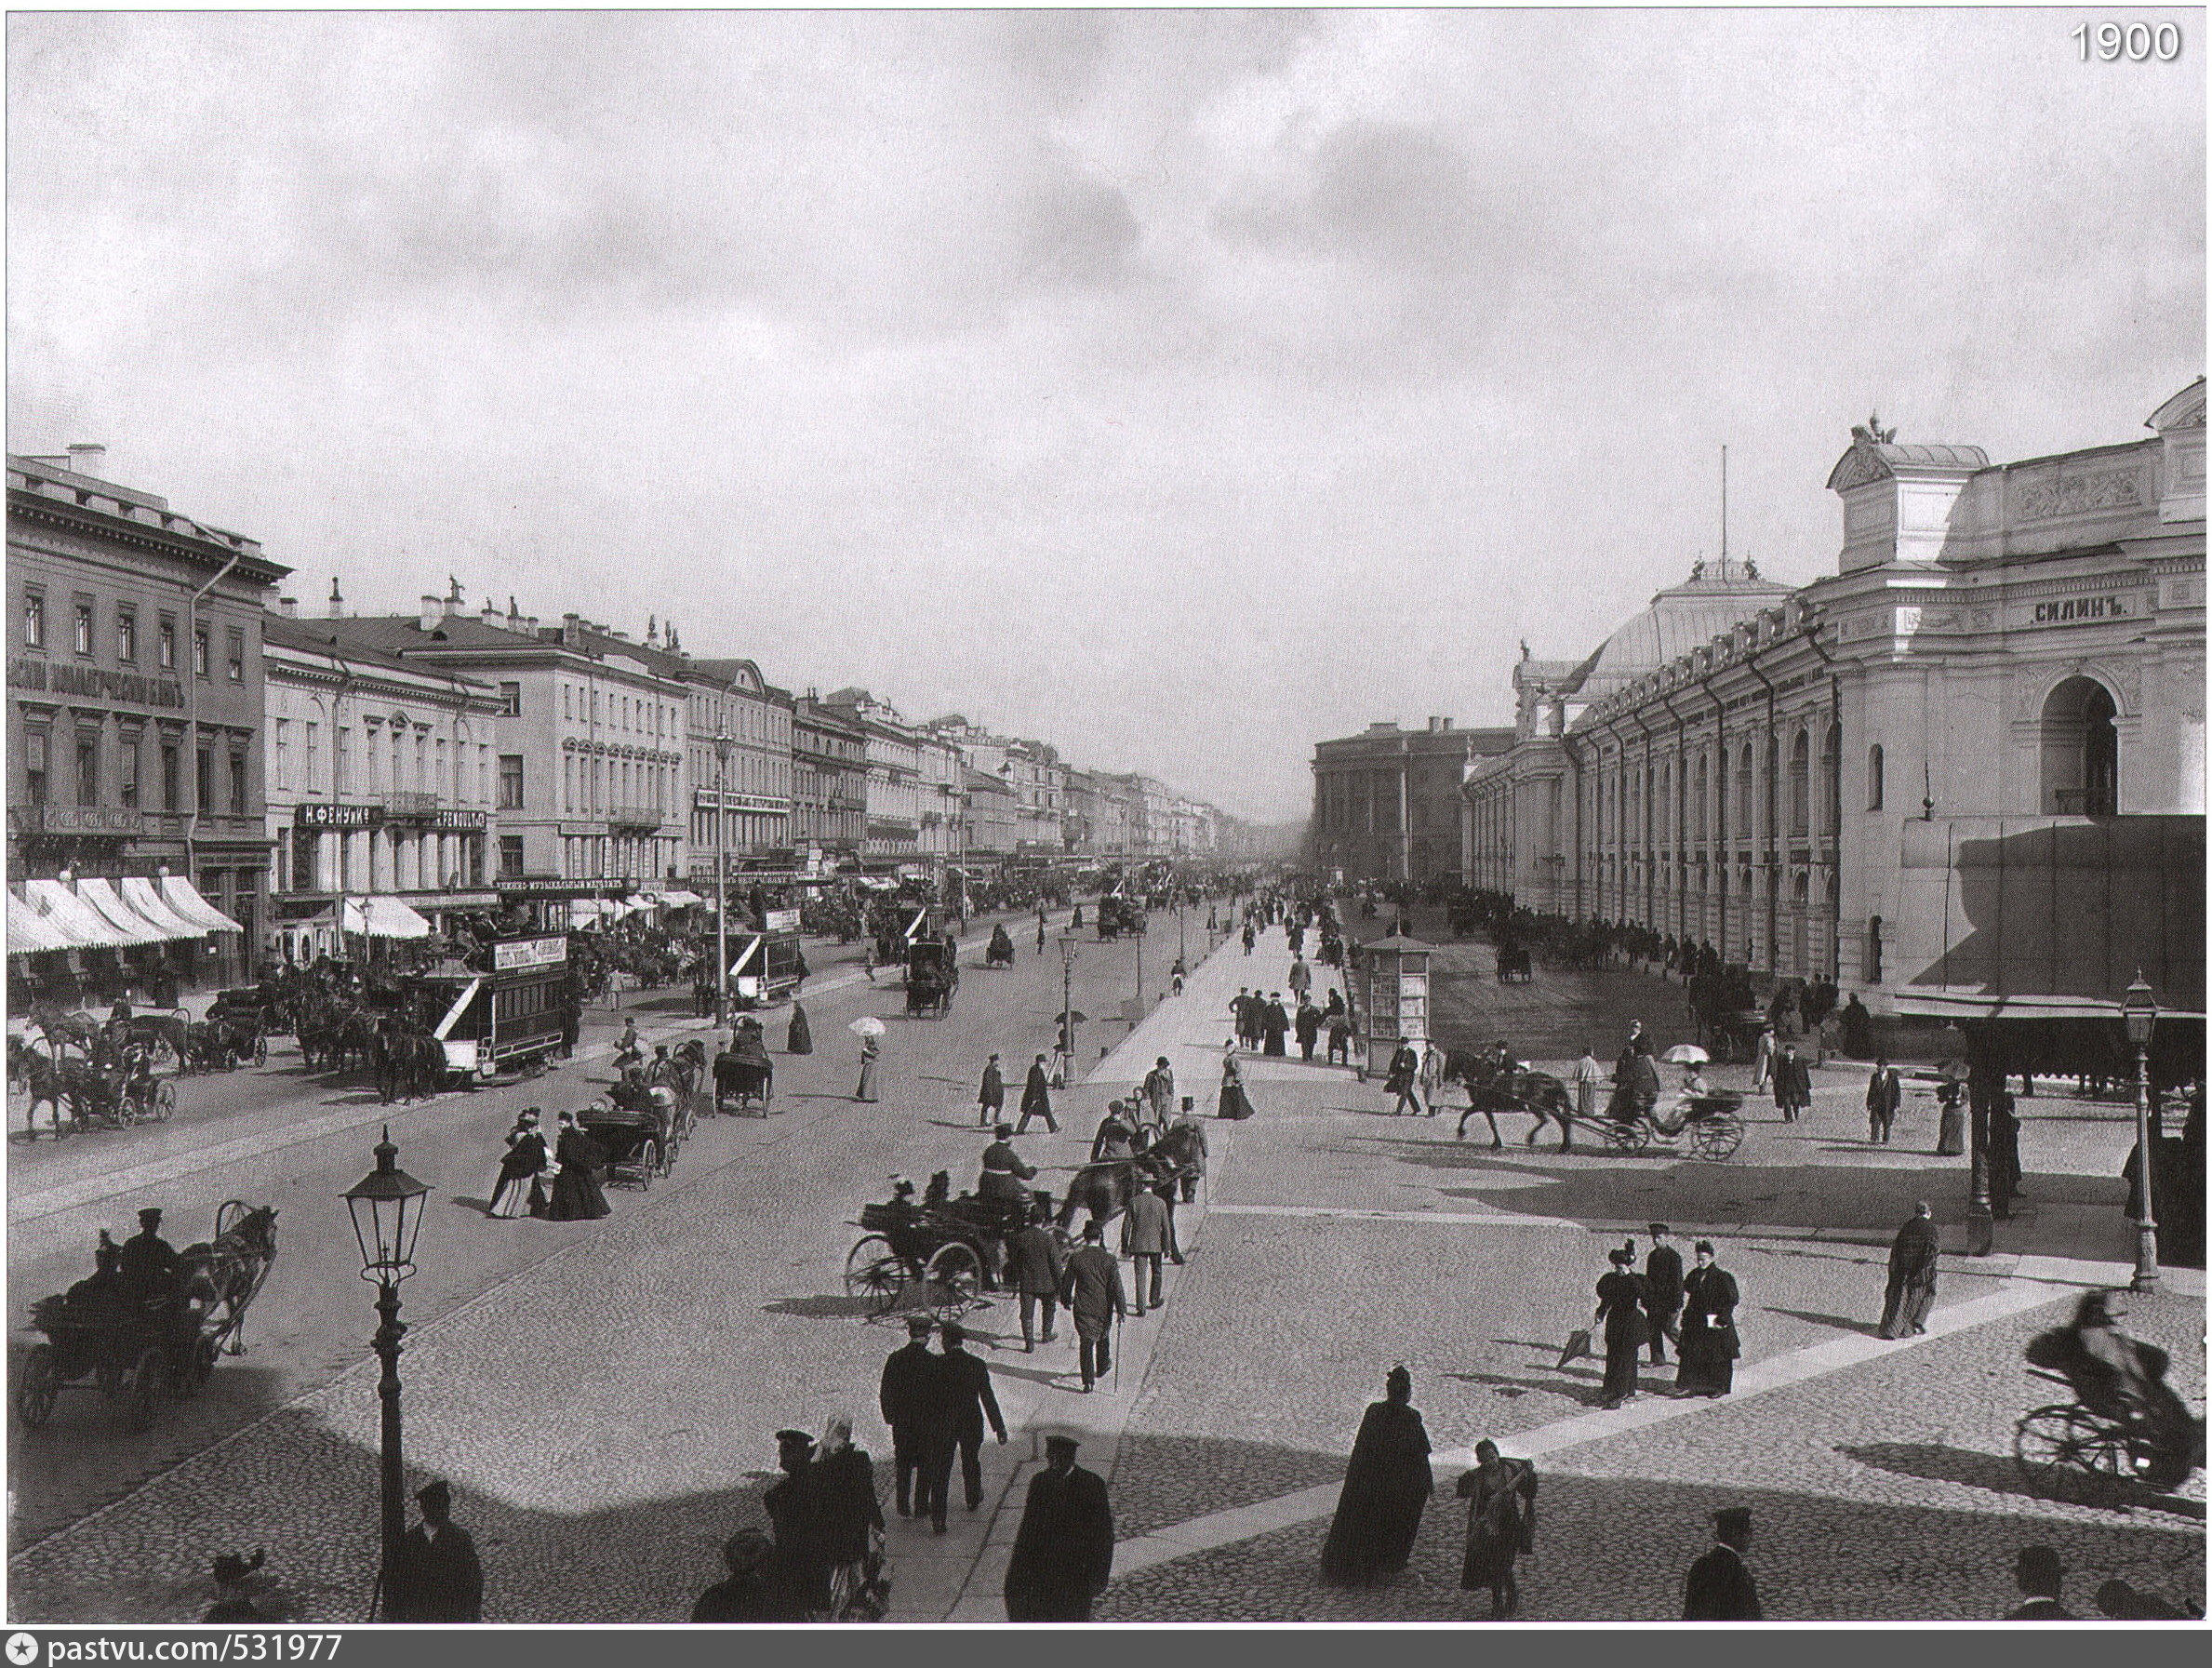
487,1107,612,1221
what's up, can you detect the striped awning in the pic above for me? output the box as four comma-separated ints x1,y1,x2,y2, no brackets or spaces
161,875,244,934
7,892,74,954
75,877,171,945
20,879,134,948
120,876,211,939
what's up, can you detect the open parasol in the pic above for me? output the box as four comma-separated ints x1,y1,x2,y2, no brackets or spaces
847,1016,886,1038
1662,1043,1711,1066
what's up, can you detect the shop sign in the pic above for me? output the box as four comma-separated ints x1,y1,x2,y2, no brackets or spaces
9,658,184,709
428,808,487,830
296,802,381,829
2019,594,2133,626
764,908,802,931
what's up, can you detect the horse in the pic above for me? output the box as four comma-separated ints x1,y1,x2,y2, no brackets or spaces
1446,1053,1575,1150
109,1010,191,1069
8,1035,75,1139
33,1006,102,1056
669,1038,707,1101
1056,1152,1176,1232
178,1203,279,1359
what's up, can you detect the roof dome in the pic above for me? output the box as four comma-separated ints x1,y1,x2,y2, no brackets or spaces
1565,557,1794,700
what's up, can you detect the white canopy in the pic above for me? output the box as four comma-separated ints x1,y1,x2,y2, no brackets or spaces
658,889,705,907
75,876,171,945
161,874,244,934
7,892,74,954
119,876,211,940
20,879,133,948
343,896,433,940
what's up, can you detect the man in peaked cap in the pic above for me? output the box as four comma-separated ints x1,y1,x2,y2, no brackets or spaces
117,1207,180,1304
879,1314,952,1522
388,1479,483,1622
1003,1434,1114,1621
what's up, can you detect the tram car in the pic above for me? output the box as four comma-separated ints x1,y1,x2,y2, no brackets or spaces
420,933,572,1081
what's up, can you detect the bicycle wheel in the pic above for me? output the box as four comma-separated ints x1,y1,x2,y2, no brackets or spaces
2015,1405,2126,1499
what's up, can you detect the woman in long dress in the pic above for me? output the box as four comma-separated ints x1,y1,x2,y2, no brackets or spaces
545,1111,611,1221
1217,1045,1256,1121
1593,1248,1648,1408
785,1001,813,1055
1319,1366,1432,1587
855,1034,879,1102
488,1111,547,1219
1457,1440,1538,1618
1675,1241,1741,1396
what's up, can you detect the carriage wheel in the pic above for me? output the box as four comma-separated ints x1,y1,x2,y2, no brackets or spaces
1601,1118,1649,1154
2014,1405,2128,1499
149,1082,176,1124
253,1034,269,1067
177,1334,221,1399
844,1236,907,1314
1689,1112,1744,1162
17,1344,60,1428
925,1243,985,1318
126,1347,169,1433
636,1140,660,1188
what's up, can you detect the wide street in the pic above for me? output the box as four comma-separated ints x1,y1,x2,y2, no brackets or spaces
7,908,2204,1623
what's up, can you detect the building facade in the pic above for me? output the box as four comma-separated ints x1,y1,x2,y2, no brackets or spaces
8,449,288,984
322,598,687,890
1311,718,1512,885
914,734,966,861
963,767,1021,854
683,658,793,878
820,688,921,861
792,697,869,861
262,608,502,958
1468,381,2206,1018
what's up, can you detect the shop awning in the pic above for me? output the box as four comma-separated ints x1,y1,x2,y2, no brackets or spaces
568,899,609,927
7,893,74,954
120,876,213,939
20,879,134,948
161,875,244,934
342,896,433,940
658,889,704,907
75,877,175,944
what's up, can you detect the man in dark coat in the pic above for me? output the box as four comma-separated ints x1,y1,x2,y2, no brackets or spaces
878,1316,950,1520
691,1529,794,1623
1089,1102,1138,1163
1989,1088,2023,1219
762,1430,831,1616
1643,1224,1685,1366
932,1323,1007,1515
1866,1058,1902,1143
388,1480,483,1622
977,1053,1005,1127
1017,1054,1058,1134
1877,1201,1940,1339
1003,1434,1114,1621
1005,1205,1066,1351
1319,1366,1433,1586
1059,1221,1127,1393
1261,994,1290,1057
117,1207,180,1303
1682,1507,1762,1620
1772,1043,1812,1123
978,1126,1036,1205
2005,1545,2072,1619
1295,998,1322,1062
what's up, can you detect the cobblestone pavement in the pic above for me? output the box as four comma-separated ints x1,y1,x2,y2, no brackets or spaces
7,906,1195,1615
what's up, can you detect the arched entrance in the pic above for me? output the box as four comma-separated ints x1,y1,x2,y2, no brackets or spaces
2040,676,2119,816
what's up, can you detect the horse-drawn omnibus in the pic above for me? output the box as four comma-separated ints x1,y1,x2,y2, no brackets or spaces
420,934,572,1082
726,927,806,1009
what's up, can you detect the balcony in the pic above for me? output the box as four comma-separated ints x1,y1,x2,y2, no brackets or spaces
606,805,667,830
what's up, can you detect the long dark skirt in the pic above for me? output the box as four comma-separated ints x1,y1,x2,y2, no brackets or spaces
785,1003,813,1055
546,1163,609,1221
1219,1083,1257,1120
1675,1345,1734,1395
1601,1329,1643,1403
1877,1273,1937,1339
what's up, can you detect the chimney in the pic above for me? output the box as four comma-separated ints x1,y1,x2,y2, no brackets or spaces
523,617,539,636
66,443,107,478
420,595,442,633
327,578,346,619
278,596,299,619
481,602,502,628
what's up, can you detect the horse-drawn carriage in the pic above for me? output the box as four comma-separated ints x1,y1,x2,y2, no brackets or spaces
713,1030,776,1114
1594,1087,1748,1160
63,1048,175,1130
1495,941,1533,983
984,925,1017,969
906,941,958,1019
1095,896,1144,941
580,1090,688,1190
17,1201,277,1432
845,1189,1030,1318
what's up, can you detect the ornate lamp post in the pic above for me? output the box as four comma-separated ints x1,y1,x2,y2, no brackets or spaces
1059,934,1079,1085
713,730,735,1029
2123,972,2160,1292
343,1128,429,1620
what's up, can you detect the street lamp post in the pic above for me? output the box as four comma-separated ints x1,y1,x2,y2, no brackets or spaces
1059,934,1078,1086
713,731,734,1030
2123,972,2160,1293
342,1128,429,1621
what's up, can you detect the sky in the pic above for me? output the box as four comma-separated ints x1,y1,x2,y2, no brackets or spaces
7,7,2203,823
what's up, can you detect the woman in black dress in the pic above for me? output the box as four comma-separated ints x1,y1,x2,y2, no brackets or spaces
488,1110,547,1219
1593,1247,1648,1408
1319,1366,1432,1587
545,1110,611,1221
1675,1241,1741,1396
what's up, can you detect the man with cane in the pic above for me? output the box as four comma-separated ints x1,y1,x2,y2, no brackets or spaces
1059,1221,1127,1394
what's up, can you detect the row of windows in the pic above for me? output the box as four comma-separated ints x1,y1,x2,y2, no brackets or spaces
279,827,486,893
20,587,246,681
690,742,790,797
268,718,497,804
20,725,247,816
557,834,678,880
558,754,673,816
1592,723,1846,848
559,678,681,741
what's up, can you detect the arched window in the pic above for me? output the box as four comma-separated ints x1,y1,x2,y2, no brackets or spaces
1789,729,1810,838
1736,742,1753,838
1764,733,1779,842
2041,676,2119,815
1821,724,1842,834
1867,743,1885,811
